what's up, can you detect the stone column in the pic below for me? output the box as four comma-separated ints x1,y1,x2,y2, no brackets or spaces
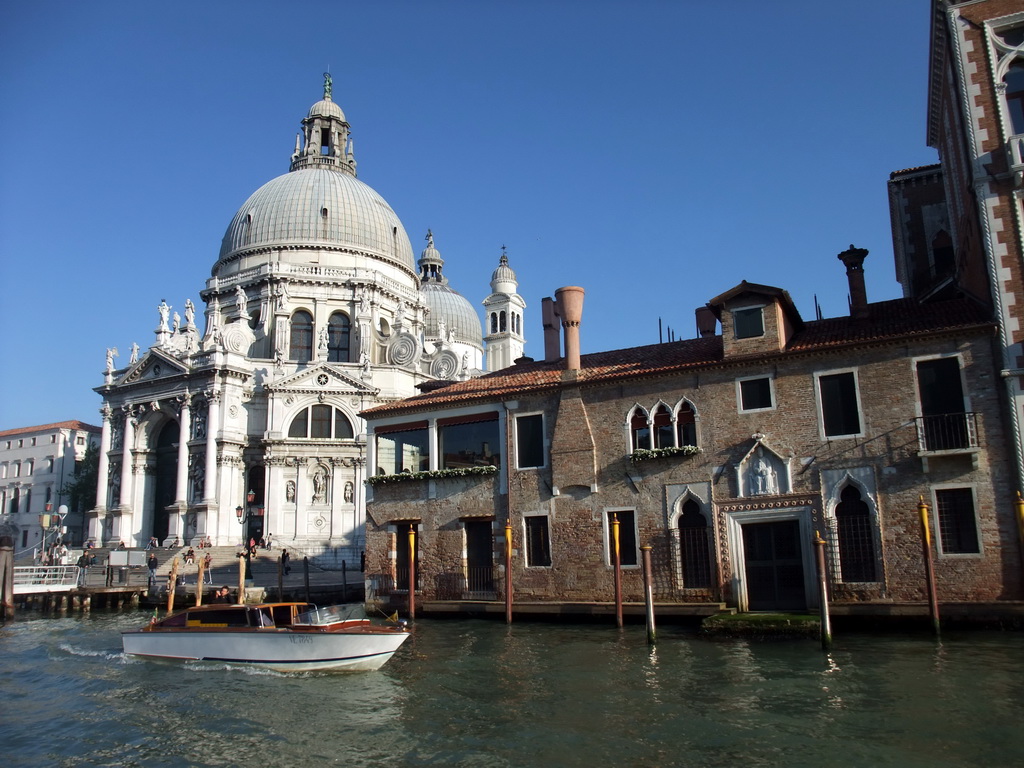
118,407,135,509
174,393,192,504
95,404,112,511
427,419,439,471
353,456,366,553
203,391,221,502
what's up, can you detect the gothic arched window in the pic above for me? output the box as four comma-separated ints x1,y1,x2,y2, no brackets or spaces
328,312,351,363
629,408,650,452
1005,59,1024,136
653,405,674,449
290,310,313,363
678,499,712,588
835,485,878,582
676,402,697,447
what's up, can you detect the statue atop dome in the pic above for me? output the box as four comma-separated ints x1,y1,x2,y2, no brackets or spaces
323,71,332,100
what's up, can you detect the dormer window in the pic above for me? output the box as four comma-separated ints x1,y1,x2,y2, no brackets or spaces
733,306,764,339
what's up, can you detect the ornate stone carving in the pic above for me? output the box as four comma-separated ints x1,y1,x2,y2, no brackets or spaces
312,467,328,504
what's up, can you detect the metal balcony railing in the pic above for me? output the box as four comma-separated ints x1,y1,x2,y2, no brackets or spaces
914,412,978,452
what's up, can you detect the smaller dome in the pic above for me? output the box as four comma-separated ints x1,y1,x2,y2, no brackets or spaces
422,282,484,347
308,98,346,121
490,250,518,294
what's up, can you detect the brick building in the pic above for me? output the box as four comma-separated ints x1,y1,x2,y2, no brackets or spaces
361,255,1020,615
889,0,1024,496
358,2,1024,617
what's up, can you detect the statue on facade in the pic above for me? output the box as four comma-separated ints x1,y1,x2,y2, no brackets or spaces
273,281,289,312
750,449,778,495
184,299,195,327
437,318,446,343
358,288,370,315
172,312,181,333
189,461,204,503
318,326,329,352
344,481,353,503
105,347,118,373
192,408,206,440
235,285,249,320
129,342,140,365
157,300,170,331
286,480,296,503
312,469,327,504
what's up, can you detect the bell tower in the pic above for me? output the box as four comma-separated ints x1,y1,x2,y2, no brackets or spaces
290,72,356,176
483,246,527,372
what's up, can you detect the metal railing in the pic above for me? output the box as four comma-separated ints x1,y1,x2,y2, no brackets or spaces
12,566,81,594
914,412,978,452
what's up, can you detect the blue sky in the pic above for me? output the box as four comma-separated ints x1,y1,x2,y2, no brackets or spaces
0,0,938,430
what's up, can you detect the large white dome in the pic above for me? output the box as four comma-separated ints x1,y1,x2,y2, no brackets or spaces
215,168,415,274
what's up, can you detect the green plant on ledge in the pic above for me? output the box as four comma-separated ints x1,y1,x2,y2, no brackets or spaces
367,465,498,486
629,445,701,462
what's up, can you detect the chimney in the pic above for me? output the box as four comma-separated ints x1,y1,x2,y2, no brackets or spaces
554,286,584,371
695,306,717,338
541,297,561,363
838,244,869,319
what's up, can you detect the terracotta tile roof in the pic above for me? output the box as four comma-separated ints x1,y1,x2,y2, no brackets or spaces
0,420,102,439
788,297,991,351
363,297,992,418
889,163,942,179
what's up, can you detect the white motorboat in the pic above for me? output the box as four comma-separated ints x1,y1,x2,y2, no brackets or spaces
122,602,410,672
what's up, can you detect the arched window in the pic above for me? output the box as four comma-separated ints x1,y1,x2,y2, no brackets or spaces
1005,60,1024,136
676,402,697,447
287,406,355,439
290,310,313,363
327,312,351,363
499,311,507,332
678,500,712,588
629,408,650,451
835,485,877,582
653,405,674,448
490,313,498,334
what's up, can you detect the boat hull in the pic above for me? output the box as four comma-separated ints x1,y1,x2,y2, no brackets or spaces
122,628,409,672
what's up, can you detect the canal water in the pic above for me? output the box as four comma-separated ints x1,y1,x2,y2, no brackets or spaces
1,612,1020,767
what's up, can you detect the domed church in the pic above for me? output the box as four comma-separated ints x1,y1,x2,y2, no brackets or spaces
91,75,526,560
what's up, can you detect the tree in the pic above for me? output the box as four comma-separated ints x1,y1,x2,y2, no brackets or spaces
61,443,98,514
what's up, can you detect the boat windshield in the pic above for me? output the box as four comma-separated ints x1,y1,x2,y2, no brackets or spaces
294,604,365,626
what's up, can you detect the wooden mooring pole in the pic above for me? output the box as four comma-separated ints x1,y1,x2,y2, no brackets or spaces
612,513,623,628
814,531,832,650
166,558,180,614
303,557,310,603
0,535,14,620
641,546,656,645
237,552,246,605
505,518,513,625
408,526,416,621
917,496,941,636
195,559,205,606
1015,492,1024,578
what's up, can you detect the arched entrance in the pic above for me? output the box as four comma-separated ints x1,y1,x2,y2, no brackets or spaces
151,421,179,544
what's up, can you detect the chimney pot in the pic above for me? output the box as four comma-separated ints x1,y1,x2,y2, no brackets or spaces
554,286,584,371
838,245,869,318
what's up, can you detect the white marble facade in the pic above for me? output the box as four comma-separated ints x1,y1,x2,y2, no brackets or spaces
91,76,524,562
